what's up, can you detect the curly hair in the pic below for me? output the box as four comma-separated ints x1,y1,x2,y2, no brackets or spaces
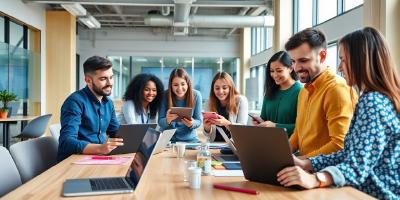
123,73,164,119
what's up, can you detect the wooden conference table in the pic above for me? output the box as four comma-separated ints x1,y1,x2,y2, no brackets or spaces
0,115,37,149
2,149,375,200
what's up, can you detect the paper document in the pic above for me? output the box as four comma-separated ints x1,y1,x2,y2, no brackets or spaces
212,170,244,177
73,156,132,165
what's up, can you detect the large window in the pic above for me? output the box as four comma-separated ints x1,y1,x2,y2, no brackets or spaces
0,17,4,43
344,0,363,11
0,16,41,116
326,43,338,74
297,0,313,31
295,0,363,32
250,27,273,55
317,0,338,24
107,56,239,105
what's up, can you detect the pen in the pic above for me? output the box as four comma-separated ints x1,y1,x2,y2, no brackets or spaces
91,156,116,160
213,184,259,195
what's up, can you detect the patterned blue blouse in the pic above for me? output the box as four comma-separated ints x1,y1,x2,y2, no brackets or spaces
309,91,400,200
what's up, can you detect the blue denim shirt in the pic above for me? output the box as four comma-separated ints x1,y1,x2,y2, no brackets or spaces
57,86,120,161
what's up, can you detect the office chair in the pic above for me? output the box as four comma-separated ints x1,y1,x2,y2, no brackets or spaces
9,137,58,183
0,146,22,197
49,123,61,142
13,114,52,140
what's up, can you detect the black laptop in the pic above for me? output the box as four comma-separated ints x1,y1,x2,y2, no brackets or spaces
108,123,157,155
229,125,294,186
63,128,160,197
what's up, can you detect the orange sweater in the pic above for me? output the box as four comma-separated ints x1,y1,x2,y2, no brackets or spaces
289,69,357,157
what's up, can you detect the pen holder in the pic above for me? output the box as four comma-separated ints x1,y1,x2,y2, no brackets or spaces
188,167,201,189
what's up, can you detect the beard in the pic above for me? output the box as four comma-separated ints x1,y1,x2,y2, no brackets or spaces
92,83,112,97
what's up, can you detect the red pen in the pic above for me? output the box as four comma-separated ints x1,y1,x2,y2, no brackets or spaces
91,156,116,160
213,184,259,195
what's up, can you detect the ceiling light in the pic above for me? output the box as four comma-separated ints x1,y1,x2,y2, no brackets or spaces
135,58,148,62
61,3,87,16
78,16,101,29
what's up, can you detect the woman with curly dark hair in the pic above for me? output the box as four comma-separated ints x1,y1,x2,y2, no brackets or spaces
119,73,164,124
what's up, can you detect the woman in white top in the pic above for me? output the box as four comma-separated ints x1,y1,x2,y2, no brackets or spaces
203,72,248,142
119,73,164,124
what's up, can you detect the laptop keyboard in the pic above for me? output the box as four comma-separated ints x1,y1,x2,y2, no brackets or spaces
90,178,130,191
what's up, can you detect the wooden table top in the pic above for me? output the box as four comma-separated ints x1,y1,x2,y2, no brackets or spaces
2,149,376,200
0,115,38,122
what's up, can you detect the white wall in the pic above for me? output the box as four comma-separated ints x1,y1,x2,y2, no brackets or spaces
78,28,239,59
0,0,47,114
77,27,240,88
315,6,363,42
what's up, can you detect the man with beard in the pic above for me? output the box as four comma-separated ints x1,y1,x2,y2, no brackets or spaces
57,56,123,161
285,28,357,158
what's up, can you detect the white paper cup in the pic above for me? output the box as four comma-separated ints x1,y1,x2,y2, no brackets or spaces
188,167,202,189
176,142,186,158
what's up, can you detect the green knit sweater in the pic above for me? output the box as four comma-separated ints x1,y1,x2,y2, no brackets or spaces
260,81,302,137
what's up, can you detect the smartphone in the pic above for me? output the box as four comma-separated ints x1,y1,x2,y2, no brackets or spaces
202,112,220,120
248,113,263,123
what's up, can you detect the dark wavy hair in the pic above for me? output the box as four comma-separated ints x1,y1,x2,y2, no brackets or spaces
265,51,297,98
123,74,164,119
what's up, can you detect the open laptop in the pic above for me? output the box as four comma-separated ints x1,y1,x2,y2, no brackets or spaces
63,128,161,197
152,129,176,154
229,125,294,186
108,123,157,155
212,127,240,163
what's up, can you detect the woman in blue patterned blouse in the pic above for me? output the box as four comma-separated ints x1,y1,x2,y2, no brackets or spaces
276,27,400,200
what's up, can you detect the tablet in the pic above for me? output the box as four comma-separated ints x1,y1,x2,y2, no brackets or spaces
170,107,192,120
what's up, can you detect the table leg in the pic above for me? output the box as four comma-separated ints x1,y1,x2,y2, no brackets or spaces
5,123,10,149
2,123,6,148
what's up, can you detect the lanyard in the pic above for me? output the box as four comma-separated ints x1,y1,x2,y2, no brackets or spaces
141,112,149,124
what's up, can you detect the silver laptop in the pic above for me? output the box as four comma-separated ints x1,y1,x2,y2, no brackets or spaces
213,127,240,163
153,129,176,154
63,128,161,197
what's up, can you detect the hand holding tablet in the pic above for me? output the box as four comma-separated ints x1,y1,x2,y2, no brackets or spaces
170,107,193,120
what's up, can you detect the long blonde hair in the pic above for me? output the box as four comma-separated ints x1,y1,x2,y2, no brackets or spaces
208,72,239,114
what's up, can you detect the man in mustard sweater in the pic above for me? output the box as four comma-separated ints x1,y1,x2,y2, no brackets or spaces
285,28,357,157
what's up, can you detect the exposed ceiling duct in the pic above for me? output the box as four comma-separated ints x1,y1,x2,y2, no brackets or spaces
24,0,273,37
144,15,274,28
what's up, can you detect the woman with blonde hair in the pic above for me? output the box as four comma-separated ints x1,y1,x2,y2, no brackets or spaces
203,72,248,142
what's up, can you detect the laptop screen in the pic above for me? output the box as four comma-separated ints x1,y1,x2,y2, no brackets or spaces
129,128,160,188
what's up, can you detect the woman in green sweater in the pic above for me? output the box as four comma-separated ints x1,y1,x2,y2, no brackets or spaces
253,51,302,137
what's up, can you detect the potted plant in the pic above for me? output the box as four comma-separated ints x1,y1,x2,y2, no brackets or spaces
0,90,17,118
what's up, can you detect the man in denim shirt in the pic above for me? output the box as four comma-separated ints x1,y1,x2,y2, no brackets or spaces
57,56,123,161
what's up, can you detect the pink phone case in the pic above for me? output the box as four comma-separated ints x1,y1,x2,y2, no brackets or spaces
202,112,220,120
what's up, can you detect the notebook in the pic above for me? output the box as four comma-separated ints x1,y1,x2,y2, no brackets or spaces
63,128,160,197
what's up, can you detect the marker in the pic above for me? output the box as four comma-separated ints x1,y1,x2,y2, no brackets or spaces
213,184,259,195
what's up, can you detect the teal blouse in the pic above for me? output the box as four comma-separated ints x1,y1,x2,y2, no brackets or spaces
260,82,302,137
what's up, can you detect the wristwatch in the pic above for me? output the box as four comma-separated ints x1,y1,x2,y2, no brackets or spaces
315,172,328,188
